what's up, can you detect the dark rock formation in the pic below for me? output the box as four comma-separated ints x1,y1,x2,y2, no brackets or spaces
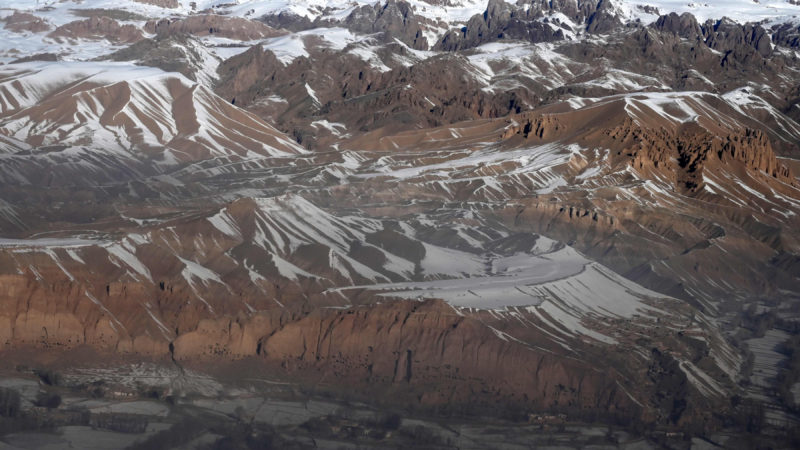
436,0,624,51
652,12,702,39
342,0,429,50
772,22,800,48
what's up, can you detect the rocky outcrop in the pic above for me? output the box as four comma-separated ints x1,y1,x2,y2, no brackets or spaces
2,12,51,33
437,0,567,51
622,9,775,62
717,129,794,181
133,0,179,8
703,19,773,62
49,17,143,43
507,113,565,140
144,15,284,41
584,0,622,34
215,44,285,104
772,22,800,48
104,35,212,83
604,121,796,192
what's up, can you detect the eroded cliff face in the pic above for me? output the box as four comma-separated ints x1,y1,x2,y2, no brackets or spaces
503,102,796,196
0,273,166,355
0,272,637,414
0,236,744,424
254,300,638,412
12,292,642,415
606,123,795,192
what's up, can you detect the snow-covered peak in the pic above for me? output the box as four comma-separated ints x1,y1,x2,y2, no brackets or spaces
618,0,800,25
3,0,800,30
0,0,496,26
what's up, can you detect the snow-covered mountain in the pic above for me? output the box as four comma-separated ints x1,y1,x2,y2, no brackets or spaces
0,62,303,158
0,61,305,189
3,0,800,65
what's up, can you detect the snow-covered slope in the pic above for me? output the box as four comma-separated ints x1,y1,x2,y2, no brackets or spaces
2,0,799,67
0,62,304,178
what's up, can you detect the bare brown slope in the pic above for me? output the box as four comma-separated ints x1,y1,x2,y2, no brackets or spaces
49,16,144,43
145,15,284,41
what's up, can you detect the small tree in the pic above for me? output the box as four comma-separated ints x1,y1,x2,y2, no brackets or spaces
34,392,62,409
380,412,402,430
33,368,62,386
0,388,21,417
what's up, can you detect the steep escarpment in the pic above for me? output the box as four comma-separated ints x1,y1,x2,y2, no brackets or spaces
437,0,566,51
0,248,694,422
252,300,639,412
164,298,729,424
0,273,168,355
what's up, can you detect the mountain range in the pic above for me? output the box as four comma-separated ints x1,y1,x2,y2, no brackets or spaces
1,0,800,448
